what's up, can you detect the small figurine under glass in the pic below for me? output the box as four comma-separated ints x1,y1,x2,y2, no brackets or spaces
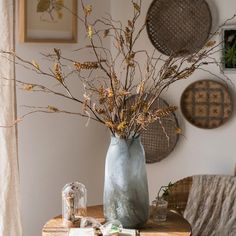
62,182,87,226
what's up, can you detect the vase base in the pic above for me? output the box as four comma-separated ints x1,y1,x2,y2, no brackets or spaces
104,202,149,229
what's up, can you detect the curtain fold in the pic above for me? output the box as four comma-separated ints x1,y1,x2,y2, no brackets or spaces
0,1,22,236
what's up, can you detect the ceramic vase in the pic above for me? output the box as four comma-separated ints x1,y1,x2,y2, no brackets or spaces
103,136,149,228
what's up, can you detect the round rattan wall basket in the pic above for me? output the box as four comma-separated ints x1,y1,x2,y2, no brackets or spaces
140,98,180,163
181,80,233,129
146,0,212,56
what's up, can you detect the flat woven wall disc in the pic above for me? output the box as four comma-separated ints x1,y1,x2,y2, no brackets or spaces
146,0,212,56
181,80,233,129
140,98,179,163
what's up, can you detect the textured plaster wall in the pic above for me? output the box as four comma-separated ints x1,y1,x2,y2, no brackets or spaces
16,1,236,236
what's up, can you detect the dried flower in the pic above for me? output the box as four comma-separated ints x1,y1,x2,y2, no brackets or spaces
205,40,216,47
103,29,109,38
53,63,63,82
117,121,127,131
23,84,34,91
128,20,133,28
133,2,140,12
125,27,131,45
105,88,114,98
119,90,131,96
74,61,99,71
84,5,92,16
105,121,116,129
95,107,105,115
54,48,61,60
32,60,40,70
155,106,177,118
48,105,59,112
175,127,182,134
87,25,93,39
136,81,145,94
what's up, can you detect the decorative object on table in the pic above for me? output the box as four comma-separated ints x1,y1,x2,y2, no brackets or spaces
140,98,180,163
157,182,174,200
222,26,236,72
79,218,137,236
100,220,123,235
62,182,87,226
69,228,137,236
104,136,149,228
69,228,95,236
10,0,230,230
19,0,77,43
146,0,212,56
152,199,168,222
80,217,102,229
151,182,173,222
181,79,233,129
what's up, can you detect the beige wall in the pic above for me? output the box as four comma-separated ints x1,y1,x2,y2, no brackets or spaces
16,1,110,236
17,1,236,236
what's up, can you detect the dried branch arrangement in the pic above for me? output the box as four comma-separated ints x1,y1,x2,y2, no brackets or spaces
2,0,231,138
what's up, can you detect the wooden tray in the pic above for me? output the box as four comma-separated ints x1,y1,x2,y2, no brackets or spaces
146,0,212,56
181,80,233,129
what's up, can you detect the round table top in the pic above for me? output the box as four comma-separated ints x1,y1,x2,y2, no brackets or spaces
42,205,192,236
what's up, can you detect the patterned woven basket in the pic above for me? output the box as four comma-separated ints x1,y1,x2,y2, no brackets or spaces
181,79,233,129
146,0,212,56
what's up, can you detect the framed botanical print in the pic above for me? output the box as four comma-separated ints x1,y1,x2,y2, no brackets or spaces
222,26,236,72
19,0,78,43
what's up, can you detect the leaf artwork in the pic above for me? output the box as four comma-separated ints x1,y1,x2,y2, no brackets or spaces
37,0,50,12
37,0,65,22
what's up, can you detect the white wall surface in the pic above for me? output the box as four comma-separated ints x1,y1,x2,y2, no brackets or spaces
16,1,236,236
16,1,110,236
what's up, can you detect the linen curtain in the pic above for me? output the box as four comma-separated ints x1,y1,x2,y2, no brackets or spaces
0,1,22,236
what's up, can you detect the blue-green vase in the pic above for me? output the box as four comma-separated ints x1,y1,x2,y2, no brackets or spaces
103,136,149,228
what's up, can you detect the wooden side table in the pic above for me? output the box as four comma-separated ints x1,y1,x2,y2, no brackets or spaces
42,205,192,236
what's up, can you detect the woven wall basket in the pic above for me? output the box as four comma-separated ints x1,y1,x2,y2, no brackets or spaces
146,0,212,56
181,80,233,129
140,98,179,164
